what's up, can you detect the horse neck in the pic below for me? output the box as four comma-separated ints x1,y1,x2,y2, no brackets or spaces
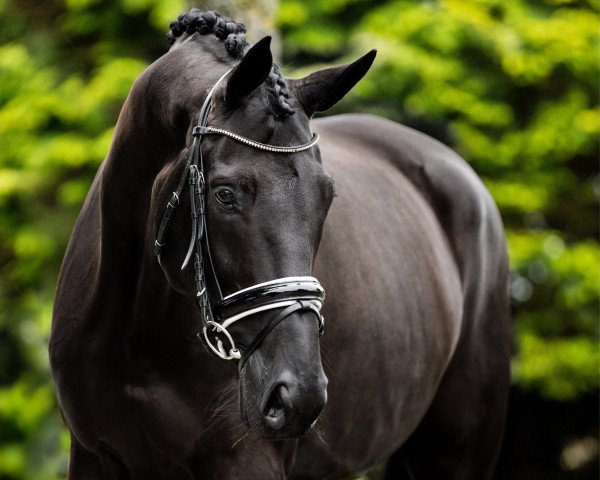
99,46,230,253
94,47,232,333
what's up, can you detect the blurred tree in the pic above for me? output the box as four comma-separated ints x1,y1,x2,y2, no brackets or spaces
0,0,597,478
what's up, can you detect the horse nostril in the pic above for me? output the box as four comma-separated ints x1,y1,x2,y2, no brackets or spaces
263,384,292,429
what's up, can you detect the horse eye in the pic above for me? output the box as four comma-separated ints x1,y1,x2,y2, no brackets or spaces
214,187,236,207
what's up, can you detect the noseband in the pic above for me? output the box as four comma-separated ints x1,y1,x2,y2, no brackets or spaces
154,69,325,370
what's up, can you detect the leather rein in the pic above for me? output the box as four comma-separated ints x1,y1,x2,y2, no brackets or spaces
154,69,325,371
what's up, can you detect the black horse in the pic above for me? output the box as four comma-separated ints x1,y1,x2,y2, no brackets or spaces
50,10,511,480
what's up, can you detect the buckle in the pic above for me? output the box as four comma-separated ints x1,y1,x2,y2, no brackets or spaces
154,239,164,257
168,191,179,208
201,321,241,360
192,126,209,137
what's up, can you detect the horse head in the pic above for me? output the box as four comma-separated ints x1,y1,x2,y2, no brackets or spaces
145,11,375,440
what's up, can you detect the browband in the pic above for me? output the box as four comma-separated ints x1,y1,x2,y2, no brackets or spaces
194,126,319,153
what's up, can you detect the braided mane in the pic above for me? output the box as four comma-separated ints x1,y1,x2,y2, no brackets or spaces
168,9,295,117
168,9,247,57
266,64,295,116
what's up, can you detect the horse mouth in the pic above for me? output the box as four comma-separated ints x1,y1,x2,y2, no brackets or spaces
243,380,327,440
262,384,293,432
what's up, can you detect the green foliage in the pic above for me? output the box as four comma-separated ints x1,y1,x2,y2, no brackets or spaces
0,0,597,478
279,0,599,404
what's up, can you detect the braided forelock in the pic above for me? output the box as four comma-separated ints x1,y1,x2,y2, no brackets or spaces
265,64,296,117
167,9,248,58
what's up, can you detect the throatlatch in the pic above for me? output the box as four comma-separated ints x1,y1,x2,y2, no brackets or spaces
154,69,325,368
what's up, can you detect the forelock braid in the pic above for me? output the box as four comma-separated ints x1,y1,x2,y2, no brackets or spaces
167,9,247,58
266,65,296,117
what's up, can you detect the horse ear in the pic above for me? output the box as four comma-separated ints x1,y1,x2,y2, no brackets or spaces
225,36,273,106
290,50,377,117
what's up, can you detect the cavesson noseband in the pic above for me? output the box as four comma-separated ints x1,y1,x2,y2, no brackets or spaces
154,69,325,370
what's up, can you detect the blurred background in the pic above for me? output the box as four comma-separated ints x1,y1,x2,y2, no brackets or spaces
0,0,597,478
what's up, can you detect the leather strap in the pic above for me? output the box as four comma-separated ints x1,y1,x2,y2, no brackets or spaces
237,300,322,372
214,278,325,322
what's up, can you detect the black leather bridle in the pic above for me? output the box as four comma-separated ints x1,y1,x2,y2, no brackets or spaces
154,69,325,370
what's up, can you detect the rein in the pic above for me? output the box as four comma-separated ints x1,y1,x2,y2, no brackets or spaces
154,69,325,369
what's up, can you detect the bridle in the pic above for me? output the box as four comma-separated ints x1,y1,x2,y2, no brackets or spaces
154,69,325,371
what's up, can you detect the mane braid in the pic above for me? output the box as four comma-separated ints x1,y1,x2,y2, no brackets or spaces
266,64,296,117
168,10,295,117
168,9,248,58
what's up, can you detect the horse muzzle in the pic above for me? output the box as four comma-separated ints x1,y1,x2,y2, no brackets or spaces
256,369,328,439
237,303,328,440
